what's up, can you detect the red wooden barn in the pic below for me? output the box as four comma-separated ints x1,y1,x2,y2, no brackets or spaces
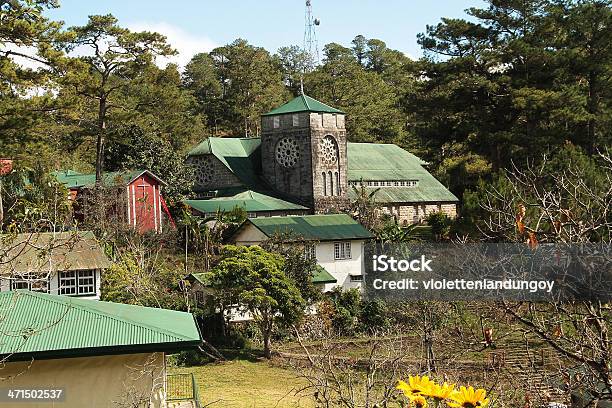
54,169,171,233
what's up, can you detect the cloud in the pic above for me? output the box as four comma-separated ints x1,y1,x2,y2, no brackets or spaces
5,44,47,70
126,22,217,68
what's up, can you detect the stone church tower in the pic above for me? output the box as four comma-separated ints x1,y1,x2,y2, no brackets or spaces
261,95,349,213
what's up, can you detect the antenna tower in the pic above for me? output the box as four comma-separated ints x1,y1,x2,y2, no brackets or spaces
303,0,320,70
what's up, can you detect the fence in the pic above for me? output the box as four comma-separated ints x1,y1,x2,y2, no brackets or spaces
167,373,201,408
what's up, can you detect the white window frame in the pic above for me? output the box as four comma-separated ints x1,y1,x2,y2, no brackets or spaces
11,274,49,293
59,270,96,296
334,241,352,260
304,244,316,261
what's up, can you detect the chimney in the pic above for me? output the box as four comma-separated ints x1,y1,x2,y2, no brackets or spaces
0,158,12,176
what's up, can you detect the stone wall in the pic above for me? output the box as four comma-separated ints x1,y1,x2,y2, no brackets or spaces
187,154,242,192
260,111,349,211
380,202,458,225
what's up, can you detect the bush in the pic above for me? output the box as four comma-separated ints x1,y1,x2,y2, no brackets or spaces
359,299,389,332
426,212,452,240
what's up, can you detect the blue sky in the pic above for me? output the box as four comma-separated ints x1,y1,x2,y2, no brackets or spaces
46,0,485,66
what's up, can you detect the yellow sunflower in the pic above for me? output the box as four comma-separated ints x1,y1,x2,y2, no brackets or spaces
407,394,428,408
447,386,490,408
397,375,435,397
428,382,455,401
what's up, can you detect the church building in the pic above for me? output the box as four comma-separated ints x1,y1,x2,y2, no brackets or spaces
185,95,457,225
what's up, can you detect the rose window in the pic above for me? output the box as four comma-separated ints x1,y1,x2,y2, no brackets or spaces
275,138,300,168
194,156,214,184
320,136,338,165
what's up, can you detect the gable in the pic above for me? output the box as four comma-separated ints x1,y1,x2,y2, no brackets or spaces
188,137,263,189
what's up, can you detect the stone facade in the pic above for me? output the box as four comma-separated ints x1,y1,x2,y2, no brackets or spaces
261,112,349,211
187,154,242,192
380,202,458,225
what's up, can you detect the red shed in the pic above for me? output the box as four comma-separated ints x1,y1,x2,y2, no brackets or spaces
54,169,170,233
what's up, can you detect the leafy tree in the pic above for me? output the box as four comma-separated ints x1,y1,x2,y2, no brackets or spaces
54,14,175,181
261,233,322,304
104,125,195,205
0,0,68,166
204,245,305,358
409,0,611,194
184,39,289,137
275,45,309,94
304,41,406,143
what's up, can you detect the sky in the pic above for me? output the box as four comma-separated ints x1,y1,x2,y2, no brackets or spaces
46,0,486,67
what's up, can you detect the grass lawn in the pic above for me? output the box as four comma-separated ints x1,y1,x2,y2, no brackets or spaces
170,352,314,408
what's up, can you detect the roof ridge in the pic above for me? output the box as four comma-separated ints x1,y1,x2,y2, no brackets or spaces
302,94,311,110
15,292,193,342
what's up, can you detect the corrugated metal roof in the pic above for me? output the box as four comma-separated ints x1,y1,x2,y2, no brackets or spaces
0,291,201,359
262,94,344,116
0,231,111,275
347,143,458,203
312,265,337,284
53,169,166,189
188,137,264,190
184,190,308,213
246,214,373,241
185,138,457,204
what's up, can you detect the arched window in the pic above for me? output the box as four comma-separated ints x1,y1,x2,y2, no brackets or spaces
328,171,334,196
322,172,327,196
320,136,339,165
335,172,340,195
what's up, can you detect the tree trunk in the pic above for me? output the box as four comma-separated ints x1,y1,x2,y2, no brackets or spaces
262,315,272,359
95,97,107,182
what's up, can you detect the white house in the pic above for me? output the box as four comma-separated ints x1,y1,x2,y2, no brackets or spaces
0,231,110,299
230,214,374,292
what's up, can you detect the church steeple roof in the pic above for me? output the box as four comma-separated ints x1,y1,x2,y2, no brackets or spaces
262,94,344,116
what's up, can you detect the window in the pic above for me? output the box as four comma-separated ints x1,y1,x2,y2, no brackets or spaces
304,244,316,260
273,116,280,129
322,172,327,196
335,172,340,195
334,241,351,260
10,274,49,293
328,171,334,196
59,270,96,296
247,212,258,218
292,114,299,127
349,274,363,282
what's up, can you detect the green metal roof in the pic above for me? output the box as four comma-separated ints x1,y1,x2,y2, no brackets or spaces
53,169,165,189
184,190,308,214
188,137,263,189
0,231,111,275
312,265,337,284
347,143,458,203
185,137,457,204
0,291,201,360
262,94,344,116
246,214,373,241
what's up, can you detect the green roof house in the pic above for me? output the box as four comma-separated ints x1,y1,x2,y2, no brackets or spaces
186,94,458,225
231,214,373,292
0,291,201,407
